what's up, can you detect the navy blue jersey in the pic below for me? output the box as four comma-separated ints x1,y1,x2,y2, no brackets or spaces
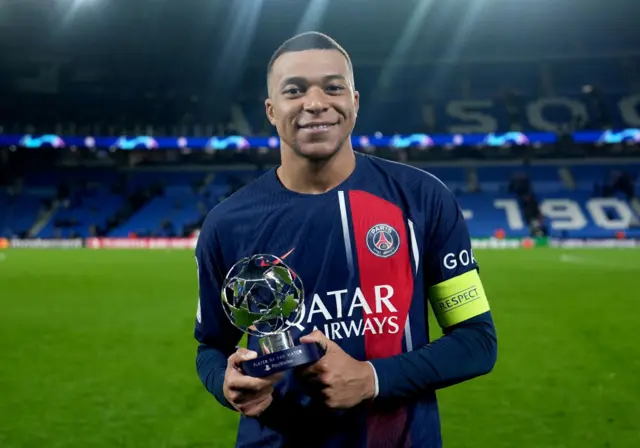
194,152,496,448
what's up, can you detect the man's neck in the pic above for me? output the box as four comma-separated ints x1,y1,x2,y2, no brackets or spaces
277,145,356,194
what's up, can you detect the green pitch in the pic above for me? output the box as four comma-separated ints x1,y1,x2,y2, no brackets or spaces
1,249,639,447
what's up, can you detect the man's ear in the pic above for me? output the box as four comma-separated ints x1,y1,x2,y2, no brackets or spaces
265,98,276,126
353,90,360,118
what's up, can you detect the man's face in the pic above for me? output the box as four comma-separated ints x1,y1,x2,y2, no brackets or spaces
265,49,359,161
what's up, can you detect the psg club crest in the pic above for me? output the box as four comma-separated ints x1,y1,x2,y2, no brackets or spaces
366,224,400,258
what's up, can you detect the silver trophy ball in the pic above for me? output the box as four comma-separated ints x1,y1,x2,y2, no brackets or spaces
221,254,304,355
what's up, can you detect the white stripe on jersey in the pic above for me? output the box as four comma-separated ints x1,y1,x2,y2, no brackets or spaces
405,219,420,352
338,190,355,278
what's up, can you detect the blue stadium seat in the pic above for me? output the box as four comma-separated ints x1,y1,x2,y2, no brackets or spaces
0,190,47,238
3,162,637,241
38,190,124,238
467,62,542,97
126,171,206,191
109,184,203,237
457,192,529,238
570,163,640,192
550,59,630,95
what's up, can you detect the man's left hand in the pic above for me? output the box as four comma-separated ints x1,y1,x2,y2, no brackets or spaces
297,330,376,409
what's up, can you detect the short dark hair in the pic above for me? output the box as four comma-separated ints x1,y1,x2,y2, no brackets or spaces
266,31,353,81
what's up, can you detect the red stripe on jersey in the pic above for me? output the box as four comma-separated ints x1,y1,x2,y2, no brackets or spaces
348,190,414,448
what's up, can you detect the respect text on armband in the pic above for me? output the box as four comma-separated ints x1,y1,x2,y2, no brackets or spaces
433,285,480,314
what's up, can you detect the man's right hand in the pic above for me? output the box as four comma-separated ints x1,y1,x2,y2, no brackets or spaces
223,348,284,417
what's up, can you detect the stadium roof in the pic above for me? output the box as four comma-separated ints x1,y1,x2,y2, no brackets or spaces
0,0,637,67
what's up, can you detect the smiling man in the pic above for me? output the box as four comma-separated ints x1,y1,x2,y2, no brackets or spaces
194,32,498,448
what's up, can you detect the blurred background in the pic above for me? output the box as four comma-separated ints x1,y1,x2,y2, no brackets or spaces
1,0,639,447
1,0,639,242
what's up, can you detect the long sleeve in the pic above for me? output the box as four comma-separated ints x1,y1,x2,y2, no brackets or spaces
370,176,498,400
196,343,235,410
193,212,244,410
370,311,496,399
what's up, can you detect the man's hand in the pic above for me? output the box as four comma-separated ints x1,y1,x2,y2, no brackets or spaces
223,348,284,417
298,330,376,409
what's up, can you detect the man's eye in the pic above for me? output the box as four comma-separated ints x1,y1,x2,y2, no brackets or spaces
283,88,301,95
326,85,344,92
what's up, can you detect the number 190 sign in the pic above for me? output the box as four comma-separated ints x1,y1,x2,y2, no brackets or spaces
493,198,636,230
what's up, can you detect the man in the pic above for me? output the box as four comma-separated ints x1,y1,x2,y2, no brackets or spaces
195,31,497,448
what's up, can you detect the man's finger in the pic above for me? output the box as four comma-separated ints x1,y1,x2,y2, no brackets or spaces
228,348,258,370
299,330,330,352
226,371,274,393
263,371,286,385
297,360,323,379
238,394,274,418
230,387,273,405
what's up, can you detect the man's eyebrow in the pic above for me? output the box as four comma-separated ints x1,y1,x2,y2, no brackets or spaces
323,74,347,82
279,74,348,89
279,76,306,89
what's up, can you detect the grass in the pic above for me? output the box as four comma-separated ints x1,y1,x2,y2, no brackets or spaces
0,249,639,447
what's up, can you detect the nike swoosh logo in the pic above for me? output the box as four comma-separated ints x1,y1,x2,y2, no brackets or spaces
259,248,295,267
278,248,295,261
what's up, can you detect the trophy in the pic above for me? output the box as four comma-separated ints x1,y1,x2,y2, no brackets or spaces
221,254,324,377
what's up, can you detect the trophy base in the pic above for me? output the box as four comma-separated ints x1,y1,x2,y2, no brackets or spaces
241,332,324,378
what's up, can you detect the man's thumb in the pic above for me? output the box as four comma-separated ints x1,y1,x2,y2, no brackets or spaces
230,348,258,368
300,330,329,351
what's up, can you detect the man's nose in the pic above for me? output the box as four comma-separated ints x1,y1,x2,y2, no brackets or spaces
303,88,329,114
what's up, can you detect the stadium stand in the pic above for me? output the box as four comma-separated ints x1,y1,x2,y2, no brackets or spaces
3,57,639,137
1,0,639,245
0,189,48,238
2,159,638,241
458,162,640,238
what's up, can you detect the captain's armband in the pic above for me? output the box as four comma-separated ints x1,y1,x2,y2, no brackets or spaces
428,269,490,329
